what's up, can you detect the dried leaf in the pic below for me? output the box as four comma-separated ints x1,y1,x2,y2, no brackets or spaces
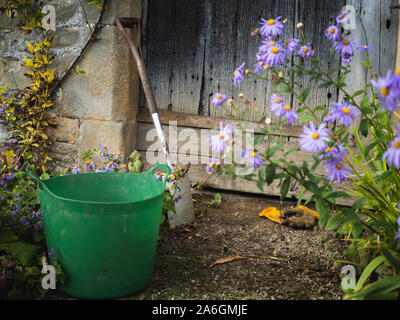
209,255,245,267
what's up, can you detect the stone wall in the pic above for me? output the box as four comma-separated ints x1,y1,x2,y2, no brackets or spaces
0,0,141,171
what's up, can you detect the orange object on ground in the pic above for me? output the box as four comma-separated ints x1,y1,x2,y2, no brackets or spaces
258,205,320,229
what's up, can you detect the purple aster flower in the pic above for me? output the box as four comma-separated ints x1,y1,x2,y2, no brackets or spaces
371,70,400,112
341,53,353,65
212,93,227,107
324,159,351,184
285,38,300,54
242,149,264,169
382,136,400,169
336,12,348,25
233,63,245,86
299,122,331,153
153,170,162,180
321,143,347,161
114,151,124,159
357,44,374,52
6,172,14,180
209,122,234,153
265,42,286,67
254,61,265,74
71,164,82,174
259,17,285,38
335,37,355,57
104,160,117,172
269,95,285,117
325,25,341,42
281,105,299,125
298,43,314,59
120,163,128,171
206,158,216,174
327,100,360,126
395,217,400,246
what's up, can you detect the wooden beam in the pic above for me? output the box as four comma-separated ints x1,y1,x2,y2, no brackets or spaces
137,108,303,137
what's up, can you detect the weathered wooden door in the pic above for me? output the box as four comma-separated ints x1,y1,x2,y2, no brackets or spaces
137,0,398,202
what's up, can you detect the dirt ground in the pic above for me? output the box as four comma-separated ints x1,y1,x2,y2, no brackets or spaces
129,190,346,300
47,190,347,300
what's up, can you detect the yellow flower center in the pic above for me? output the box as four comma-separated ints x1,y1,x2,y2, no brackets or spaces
342,107,350,114
74,165,78,169
219,134,224,140
286,39,290,45
86,160,91,164
312,133,319,140
259,61,265,66
122,164,127,168
217,94,222,99
339,15,344,20
117,151,121,155
275,98,280,103
394,141,400,149
284,105,291,111
343,40,349,45
97,150,101,154
326,147,333,152
110,161,113,165
380,87,389,97
233,70,237,76
329,27,335,34
156,171,160,175
270,41,276,46
364,45,368,49
268,19,275,25
271,47,279,54
396,69,400,75
303,47,309,53
103,144,107,149
250,152,257,157
335,163,343,169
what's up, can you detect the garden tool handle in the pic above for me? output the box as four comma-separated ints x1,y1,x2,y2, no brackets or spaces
115,18,158,115
116,17,173,168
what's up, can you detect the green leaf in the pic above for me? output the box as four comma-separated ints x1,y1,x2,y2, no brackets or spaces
278,86,293,94
299,114,315,124
0,227,19,243
359,118,369,137
280,177,290,199
316,197,330,228
353,255,389,293
327,191,350,200
298,88,310,102
257,179,264,192
0,242,42,266
326,212,345,230
265,164,276,185
303,180,321,196
352,196,367,212
381,248,400,274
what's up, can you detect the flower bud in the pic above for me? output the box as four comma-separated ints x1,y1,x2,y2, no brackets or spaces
296,22,303,29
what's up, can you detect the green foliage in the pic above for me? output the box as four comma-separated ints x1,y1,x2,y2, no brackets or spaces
210,15,400,299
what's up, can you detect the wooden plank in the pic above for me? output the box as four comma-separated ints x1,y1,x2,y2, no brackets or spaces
137,108,303,137
136,121,360,181
292,0,345,120
144,0,206,114
139,150,354,207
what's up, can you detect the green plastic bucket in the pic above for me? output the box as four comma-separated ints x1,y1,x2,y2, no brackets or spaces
29,164,170,299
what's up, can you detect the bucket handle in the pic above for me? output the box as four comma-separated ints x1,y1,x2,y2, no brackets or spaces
148,164,171,188
28,172,47,192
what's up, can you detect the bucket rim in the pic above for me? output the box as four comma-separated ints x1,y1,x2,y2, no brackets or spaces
29,164,171,205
